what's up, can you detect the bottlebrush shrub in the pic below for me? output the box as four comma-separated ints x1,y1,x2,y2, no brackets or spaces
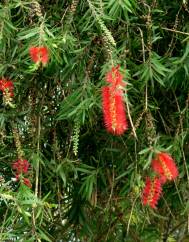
102,86,127,135
29,46,49,65
151,152,179,184
142,176,162,209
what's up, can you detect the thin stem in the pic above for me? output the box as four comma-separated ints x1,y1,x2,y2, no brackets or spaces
138,27,146,63
162,196,175,219
126,196,138,235
125,94,137,139
35,115,41,197
174,181,184,206
32,115,41,240
162,27,189,36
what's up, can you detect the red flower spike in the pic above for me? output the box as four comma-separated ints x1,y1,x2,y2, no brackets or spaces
142,177,162,209
151,152,179,183
106,65,125,91
102,86,112,133
0,79,14,97
29,46,49,64
114,91,128,135
39,47,49,64
23,178,32,188
102,86,128,135
12,159,30,174
29,47,39,63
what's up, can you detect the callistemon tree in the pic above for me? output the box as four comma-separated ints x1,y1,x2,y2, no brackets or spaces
0,0,189,241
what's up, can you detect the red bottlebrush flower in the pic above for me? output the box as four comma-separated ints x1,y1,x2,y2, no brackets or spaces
29,47,38,63
102,86,128,135
142,177,162,209
23,178,32,188
106,65,125,91
151,152,179,183
0,79,14,96
29,46,49,64
12,159,30,174
39,47,49,64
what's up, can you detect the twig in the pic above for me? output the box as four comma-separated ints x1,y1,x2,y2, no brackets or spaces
126,196,138,235
138,27,146,63
35,115,41,197
162,27,189,36
162,195,175,219
125,94,137,139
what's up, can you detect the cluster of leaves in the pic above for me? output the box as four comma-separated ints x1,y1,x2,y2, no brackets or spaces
0,0,189,241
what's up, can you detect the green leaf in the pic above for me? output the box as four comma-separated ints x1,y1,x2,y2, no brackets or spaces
38,228,52,242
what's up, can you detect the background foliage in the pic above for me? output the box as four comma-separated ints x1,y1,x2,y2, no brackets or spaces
0,0,189,241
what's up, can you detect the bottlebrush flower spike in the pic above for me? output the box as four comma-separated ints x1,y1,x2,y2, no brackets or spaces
0,79,14,97
29,46,49,64
12,159,30,174
106,65,125,90
151,152,179,183
102,86,127,135
12,159,32,189
142,177,162,209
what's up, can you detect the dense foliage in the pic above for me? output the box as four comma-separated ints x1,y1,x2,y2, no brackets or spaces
0,0,189,241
